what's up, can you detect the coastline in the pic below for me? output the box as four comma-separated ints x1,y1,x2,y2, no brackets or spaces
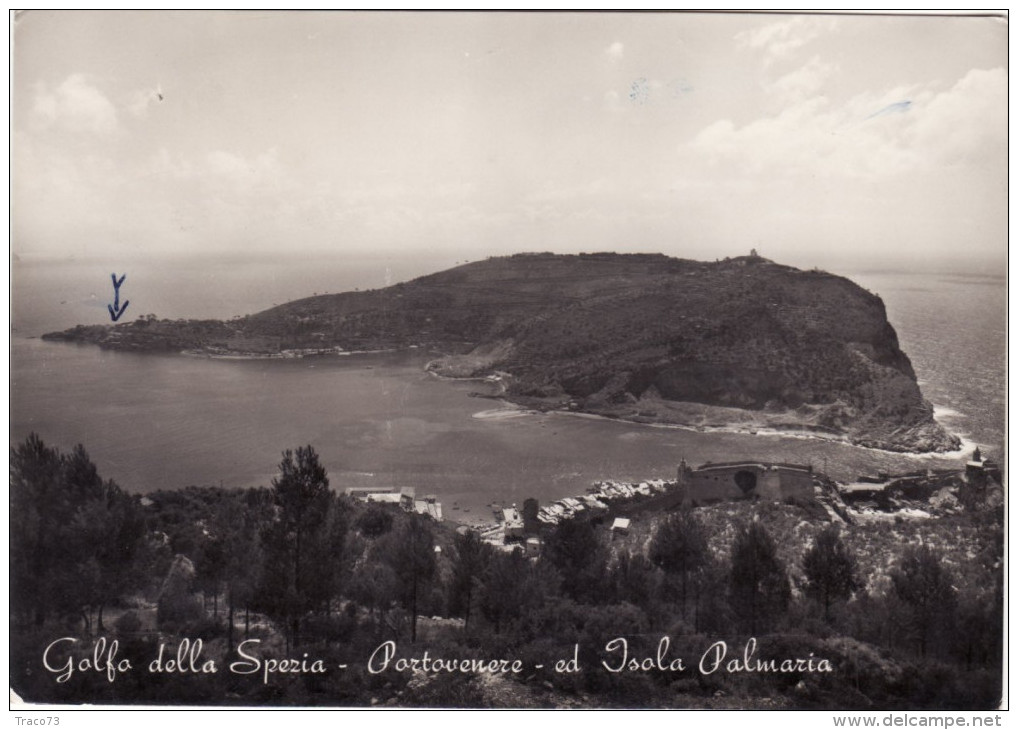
26,334,972,461
180,347,401,360
13,332,987,527
425,359,510,394
550,407,976,461
465,387,971,461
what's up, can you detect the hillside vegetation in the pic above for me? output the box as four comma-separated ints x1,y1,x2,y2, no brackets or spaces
10,434,1002,708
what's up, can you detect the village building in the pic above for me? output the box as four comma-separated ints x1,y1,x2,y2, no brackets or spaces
965,452,1002,489
345,486,443,522
524,537,543,558
345,486,398,499
501,505,524,540
413,494,443,522
345,487,404,506
399,487,417,511
838,481,889,509
959,449,1003,506
677,458,813,505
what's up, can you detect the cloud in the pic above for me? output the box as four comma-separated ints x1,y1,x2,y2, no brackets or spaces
662,70,1005,266
148,147,283,192
909,68,1006,168
14,137,297,257
128,85,163,118
736,16,838,65
686,67,1006,180
142,147,289,238
605,41,624,62
206,148,281,185
767,55,838,103
12,130,126,251
31,74,118,134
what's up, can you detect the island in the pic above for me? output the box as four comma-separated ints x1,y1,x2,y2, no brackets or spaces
42,252,960,454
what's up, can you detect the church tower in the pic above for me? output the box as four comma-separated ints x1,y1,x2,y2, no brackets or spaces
677,458,692,486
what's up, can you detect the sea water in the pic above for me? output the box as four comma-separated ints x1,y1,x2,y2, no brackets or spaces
10,263,1006,518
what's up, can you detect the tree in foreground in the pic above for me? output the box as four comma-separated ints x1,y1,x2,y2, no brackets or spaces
890,543,957,657
10,434,145,631
542,518,606,604
479,548,528,634
649,509,708,619
802,524,860,623
449,529,491,631
728,521,790,635
260,445,332,648
607,551,658,610
377,513,437,642
206,491,270,652
10,433,65,626
349,557,401,638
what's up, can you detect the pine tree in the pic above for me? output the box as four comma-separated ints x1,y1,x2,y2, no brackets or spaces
522,498,540,534
217,493,267,651
378,513,437,642
10,435,145,631
891,544,956,657
479,548,529,633
802,524,860,623
349,556,401,637
543,518,606,604
261,445,331,647
608,551,658,610
728,521,790,635
450,530,491,631
303,496,350,616
10,433,64,626
649,510,708,619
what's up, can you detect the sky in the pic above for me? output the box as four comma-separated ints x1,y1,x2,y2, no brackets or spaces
11,11,1008,278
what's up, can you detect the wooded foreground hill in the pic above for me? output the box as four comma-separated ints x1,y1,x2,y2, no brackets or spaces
9,434,1002,708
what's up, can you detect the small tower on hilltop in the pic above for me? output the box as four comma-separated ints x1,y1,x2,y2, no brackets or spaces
750,247,759,258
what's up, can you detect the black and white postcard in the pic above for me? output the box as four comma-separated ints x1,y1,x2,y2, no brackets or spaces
10,11,1007,713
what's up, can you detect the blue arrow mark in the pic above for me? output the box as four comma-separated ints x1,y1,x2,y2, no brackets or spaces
108,273,130,322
